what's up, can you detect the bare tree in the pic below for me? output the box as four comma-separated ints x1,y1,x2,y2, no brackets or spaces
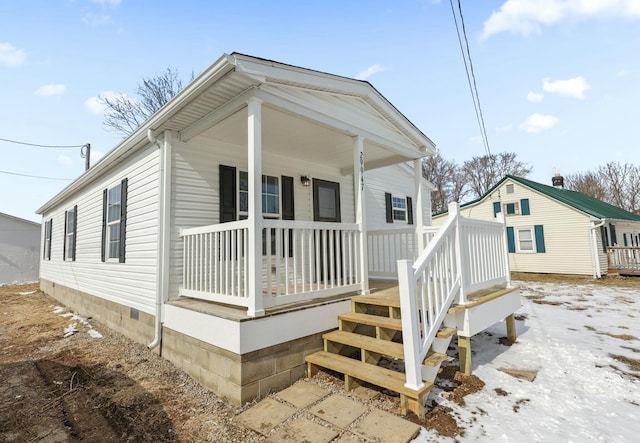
462,152,532,198
566,162,640,212
422,153,466,213
100,67,191,137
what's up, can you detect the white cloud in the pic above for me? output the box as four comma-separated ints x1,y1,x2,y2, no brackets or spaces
84,91,128,115
483,0,640,39
0,42,26,68
35,83,67,97
355,64,386,80
91,0,122,7
617,68,629,77
543,76,591,99
496,124,513,132
527,91,544,102
90,150,105,165
58,154,73,167
83,13,112,26
519,113,559,133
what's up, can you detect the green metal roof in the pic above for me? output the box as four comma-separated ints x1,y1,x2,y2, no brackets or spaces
461,175,640,221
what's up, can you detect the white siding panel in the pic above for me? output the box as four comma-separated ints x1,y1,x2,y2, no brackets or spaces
40,144,160,313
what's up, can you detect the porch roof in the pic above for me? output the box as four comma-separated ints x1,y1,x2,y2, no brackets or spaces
38,53,436,214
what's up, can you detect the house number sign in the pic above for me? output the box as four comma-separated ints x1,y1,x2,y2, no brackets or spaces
360,151,364,191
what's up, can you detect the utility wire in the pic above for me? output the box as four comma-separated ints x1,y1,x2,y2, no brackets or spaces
0,170,73,181
0,137,86,149
449,0,492,157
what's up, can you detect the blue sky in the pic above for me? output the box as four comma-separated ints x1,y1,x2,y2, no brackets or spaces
1,0,639,222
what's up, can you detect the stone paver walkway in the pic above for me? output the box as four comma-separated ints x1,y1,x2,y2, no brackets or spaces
235,380,422,442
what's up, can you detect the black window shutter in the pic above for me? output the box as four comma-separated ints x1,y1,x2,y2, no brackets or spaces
48,220,52,260
506,226,515,253
119,178,128,263
63,210,68,260
281,176,295,220
493,202,501,216
72,205,78,261
385,192,393,223
406,196,413,225
623,233,628,247
521,198,530,215
43,221,47,259
101,189,107,262
534,225,546,253
219,165,237,223
610,224,617,245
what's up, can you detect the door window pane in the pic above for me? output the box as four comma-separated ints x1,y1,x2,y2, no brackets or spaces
318,187,337,219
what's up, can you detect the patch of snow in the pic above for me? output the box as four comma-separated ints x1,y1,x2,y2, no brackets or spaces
87,329,103,339
63,323,78,338
413,280,640,442
52,306,66,314
17,290,36,295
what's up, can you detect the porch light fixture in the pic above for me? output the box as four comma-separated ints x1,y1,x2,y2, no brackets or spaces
300,175,311,187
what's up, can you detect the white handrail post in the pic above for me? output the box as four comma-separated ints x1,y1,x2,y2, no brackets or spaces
398,259,425,391
497,212,512,287
449,202,467,305
247,97,265,317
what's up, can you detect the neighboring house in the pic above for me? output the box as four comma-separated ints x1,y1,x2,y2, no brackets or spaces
432,174,640,277
37,53,517,414
0,212,40,285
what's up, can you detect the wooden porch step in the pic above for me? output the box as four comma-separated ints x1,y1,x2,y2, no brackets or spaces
423,352,448,367
306,351,432,401
436,327,457,339
323,330,404,359
448,286,519,314
352,294,400,309
339,312,403,331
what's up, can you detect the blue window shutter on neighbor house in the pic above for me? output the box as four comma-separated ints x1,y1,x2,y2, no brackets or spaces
534,225,546,253
506,227,515,253
493,202,501,216
521,198,530,215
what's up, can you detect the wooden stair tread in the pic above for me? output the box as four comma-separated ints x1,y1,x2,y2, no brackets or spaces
423,352,448,367
306,351,432,398
324,330,404,359
352,294,400,309
449,286,520,314
436,327,457,339
339,312,403,331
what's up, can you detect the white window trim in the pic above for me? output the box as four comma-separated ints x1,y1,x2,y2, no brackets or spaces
515,226,535,253
44,219,52,261
238,171,281,219
503,201,520,216
64,208,75,261
106,183,122,261
391,194,408,223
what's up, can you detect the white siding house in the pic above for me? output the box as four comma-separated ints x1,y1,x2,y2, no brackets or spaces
36,53,516,411
0,212,40,284
432,174,640,277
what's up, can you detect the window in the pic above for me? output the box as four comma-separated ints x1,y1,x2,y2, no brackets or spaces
392,196,407,221
503,202,520,215
506,184,515,194
385,193,413,224
238,171,279,217
43,219,52,260
102,179,128,263
516,227,534,252
64,206,77,261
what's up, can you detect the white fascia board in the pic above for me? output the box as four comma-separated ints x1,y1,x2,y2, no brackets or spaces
37,54,237,215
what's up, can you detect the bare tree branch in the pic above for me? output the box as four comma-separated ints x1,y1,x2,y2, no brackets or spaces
462,152,532,198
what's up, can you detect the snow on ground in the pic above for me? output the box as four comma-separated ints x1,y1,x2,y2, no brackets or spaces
415,280,640,443
52,306,103,339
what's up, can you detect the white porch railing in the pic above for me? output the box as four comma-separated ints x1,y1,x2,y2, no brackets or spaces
180,220,363,312
367,227,439,278
607,247,640,272
397,202,510,390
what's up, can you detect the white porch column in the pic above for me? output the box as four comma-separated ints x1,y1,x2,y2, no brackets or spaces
414,159,425,252
247,97,265,317
353,136,369,294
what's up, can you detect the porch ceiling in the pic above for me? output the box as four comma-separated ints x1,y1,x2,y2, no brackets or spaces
193,104,403,172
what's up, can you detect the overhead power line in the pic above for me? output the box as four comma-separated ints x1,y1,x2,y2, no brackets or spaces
449,0,492,157
0,137,87,149
0,170,73,181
